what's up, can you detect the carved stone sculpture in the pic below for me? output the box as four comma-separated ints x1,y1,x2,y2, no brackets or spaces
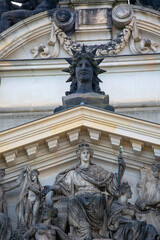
0,168,27,239
136,163,160,234
54,46,114,112
107,182,160,240
132,0,160,10
43,140,126,240
0,0,58,33
0,212,12,240
23,206,71,240
16,167,44,230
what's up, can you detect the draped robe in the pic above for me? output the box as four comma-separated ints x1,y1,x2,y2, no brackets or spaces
54,163,118,239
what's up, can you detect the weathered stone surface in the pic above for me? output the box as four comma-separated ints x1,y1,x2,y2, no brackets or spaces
77,8,112,26
112,4,133,28
43,141,126,239
63,93,109,107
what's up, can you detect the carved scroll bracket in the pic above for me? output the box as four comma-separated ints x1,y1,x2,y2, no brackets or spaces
31,4,159,58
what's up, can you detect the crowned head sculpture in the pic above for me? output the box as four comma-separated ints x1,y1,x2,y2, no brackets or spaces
63,45,106,96
54,46,114,113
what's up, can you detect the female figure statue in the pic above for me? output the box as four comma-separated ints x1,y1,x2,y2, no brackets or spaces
107,182,160,240
16,168,44,230
23,206,71,240
64,46,106,96
135,163,160,234
43,140,126,240
0,168,27,240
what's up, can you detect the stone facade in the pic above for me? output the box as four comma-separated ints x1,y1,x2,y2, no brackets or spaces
0,0,160,239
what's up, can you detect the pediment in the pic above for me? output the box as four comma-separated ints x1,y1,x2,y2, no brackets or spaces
0,4,160,60
0,105,159,182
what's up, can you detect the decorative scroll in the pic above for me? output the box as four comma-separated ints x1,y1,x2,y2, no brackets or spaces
31,4,159,58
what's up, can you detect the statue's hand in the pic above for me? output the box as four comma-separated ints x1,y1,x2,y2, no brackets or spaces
21,166,30,175
41,185,53,195
139,202,147,210
118,157,125,167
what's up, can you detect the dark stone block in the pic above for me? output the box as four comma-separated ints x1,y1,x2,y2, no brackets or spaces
54,93,114,113
62,92,109,106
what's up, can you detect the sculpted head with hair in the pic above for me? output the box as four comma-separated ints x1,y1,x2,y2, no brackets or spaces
55,46,114,112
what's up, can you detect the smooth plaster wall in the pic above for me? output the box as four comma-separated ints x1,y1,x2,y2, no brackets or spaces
0,68,160,109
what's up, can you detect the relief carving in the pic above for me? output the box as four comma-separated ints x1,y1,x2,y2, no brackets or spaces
31,4,159,59
1,142,160,239
136,163,160,234
0,168,27,240
42,140,126,240
16,167,44,231
108,182,159,240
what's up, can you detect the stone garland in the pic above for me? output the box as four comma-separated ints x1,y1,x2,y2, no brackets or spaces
31,16,159,58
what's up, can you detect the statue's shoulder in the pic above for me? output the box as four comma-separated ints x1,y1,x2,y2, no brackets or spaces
55,164,78,181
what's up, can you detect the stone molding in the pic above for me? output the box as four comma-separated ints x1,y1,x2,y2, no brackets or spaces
0,11,51,59
25,143,39,160
0,105,159,153
109,134,122,149
0,105,160,182
0,4,160,59
3,150,17,167
45,136,59,152
152,145,160,160
67,128,80,145
1,53,160,75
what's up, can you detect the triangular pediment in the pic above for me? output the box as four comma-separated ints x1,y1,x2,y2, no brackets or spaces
0,105,159,182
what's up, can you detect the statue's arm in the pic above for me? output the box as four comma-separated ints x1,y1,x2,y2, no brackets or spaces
118,157,126,181
138,197,160,210
42,171,73,196
23,226,36,239
41,184,62,196
3,169,26,192
55,228,71,240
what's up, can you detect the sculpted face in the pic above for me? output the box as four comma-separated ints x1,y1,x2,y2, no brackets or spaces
80,148,90,163
153,169,159,179
126,188,132,199
41,209,51,221
75,59,93,84
31,172,38,181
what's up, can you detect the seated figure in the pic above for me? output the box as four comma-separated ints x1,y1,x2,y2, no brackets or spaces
23,206,71,240
107,182,160,240
43,140,126,240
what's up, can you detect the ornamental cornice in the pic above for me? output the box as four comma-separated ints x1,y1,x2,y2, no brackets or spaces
0,105,159,151
0,4,160,59
0,105,159,181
